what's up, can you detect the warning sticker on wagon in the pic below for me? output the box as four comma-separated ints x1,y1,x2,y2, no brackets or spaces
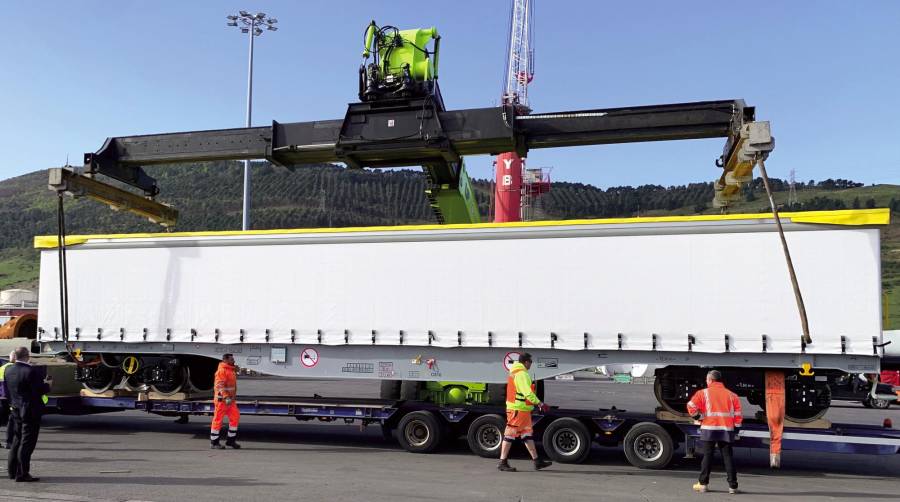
300,348,319,368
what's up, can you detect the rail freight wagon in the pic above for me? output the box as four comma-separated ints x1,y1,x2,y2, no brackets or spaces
36,208,889,421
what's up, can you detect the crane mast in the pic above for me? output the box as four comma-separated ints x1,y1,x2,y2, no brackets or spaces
494,0,543,222
502,0,534,110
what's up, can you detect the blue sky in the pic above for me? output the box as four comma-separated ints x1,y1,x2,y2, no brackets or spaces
1,1,898,188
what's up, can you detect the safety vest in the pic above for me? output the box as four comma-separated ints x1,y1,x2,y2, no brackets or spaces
506,362,540,412
0,362,12,381
686,381,743,432
214,362,237,400
0,362,11,400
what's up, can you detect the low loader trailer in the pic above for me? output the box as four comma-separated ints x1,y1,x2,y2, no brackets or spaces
43,389,900,470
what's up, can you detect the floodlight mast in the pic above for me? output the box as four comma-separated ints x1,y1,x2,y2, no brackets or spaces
226,11,278,230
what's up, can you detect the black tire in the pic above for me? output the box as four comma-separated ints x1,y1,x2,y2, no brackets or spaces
623,422,675,469
486,383,506,406
467,414,505,458
400,381,422,401
396,411,443,453
542,417,592,464
380,380,401,400
864,396,891,409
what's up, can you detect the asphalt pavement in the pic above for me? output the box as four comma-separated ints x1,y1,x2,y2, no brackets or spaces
1,378,898,502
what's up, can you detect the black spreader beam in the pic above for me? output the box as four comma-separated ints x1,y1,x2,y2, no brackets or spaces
84,99,752,196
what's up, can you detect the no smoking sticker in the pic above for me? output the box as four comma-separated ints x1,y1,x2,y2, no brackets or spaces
300,348,319,368
503,351,522,371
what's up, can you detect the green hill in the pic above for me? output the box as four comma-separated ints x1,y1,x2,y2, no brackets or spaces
1,163,897,327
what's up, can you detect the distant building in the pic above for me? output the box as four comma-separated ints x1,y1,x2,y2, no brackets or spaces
0,289,38,317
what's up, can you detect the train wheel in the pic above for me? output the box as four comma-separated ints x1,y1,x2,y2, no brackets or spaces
784,406,828,422
99,353,125,368
864,396,891,409
760,387,830,423
81,364,117,394
653,376,690,417
150,364,187,395
185,358,217,392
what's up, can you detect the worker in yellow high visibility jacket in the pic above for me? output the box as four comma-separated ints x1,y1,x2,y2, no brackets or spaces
498,353,552,472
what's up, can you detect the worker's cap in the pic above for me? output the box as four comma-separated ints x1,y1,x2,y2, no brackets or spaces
519,352,533,363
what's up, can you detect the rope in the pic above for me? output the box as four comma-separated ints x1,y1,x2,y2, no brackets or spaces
756,158,812,345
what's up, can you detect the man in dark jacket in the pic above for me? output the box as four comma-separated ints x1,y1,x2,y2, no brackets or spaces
4,347,51,482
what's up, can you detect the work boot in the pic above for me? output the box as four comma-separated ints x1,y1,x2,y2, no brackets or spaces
692,482,708,493
728,487,739,494
533,458,552,470
210,439,225,450
225,437,241,449
769,453,781,469
497,460,517,472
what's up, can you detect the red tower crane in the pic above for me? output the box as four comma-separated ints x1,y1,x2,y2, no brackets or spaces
493,0,549,222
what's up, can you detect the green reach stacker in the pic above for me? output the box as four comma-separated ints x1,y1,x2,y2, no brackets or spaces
48,20,769,407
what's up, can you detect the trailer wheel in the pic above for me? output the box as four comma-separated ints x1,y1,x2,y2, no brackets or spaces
542,417,592,464
467,414,505,458
623,422,674,469
397,411,443,453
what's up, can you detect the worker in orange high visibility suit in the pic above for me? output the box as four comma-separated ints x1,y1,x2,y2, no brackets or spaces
765,370,785,468
687,370,743,494
210,354,241,449
498,353,552,472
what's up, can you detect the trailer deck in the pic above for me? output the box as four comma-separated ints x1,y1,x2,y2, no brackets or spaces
43,392,900,469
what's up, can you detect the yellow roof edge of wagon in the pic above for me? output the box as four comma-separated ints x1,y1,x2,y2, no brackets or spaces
34,208,890,249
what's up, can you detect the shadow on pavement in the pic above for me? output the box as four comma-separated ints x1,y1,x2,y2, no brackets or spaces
35,475,275,487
